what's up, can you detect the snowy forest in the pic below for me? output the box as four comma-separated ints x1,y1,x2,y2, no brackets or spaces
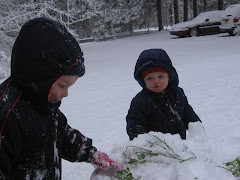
0,0,240,56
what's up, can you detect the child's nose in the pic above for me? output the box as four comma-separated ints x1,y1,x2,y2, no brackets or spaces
153,78,159,83
63,90,68,97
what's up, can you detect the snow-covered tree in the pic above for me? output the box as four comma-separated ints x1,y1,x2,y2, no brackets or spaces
91,0,149,40
1,0,240,46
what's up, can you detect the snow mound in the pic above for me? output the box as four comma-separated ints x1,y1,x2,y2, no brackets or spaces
103,122,236,180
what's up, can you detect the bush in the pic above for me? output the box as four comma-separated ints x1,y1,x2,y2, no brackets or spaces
0,50,10,83
222,157,240,177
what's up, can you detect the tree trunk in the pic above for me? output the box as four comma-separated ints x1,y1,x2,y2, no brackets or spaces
203,0,207,12
218,0,224,10
184,0,188,22
173,0,179,24
193,0,197,17
169,4,173,26
157,0,163,31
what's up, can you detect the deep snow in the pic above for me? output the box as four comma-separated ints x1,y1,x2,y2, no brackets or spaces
1,30,240,180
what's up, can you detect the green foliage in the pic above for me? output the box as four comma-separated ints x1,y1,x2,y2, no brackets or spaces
222,157,240,177
114,168,140,180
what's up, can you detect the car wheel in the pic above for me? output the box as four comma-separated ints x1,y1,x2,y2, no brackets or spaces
228,31,237,36
190,28,198,37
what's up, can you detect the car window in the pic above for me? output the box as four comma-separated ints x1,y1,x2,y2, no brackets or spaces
208,12,223,19
192,13,209,21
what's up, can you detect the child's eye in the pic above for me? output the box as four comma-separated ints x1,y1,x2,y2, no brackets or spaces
158,75,164,79
147,77,153,80
59,84,67,88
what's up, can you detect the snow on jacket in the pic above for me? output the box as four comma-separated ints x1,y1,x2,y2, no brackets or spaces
0,18,96,180
126,49,201,140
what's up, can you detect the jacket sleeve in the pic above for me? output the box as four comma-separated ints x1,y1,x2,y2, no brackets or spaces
58,113,97,163
0,112,26,180
183,103,202,129
181,89,202,129
0,150,11,180
126,95,150,140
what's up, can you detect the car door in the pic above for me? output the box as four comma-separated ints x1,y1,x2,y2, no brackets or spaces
198,19,217,34
199,11,222,35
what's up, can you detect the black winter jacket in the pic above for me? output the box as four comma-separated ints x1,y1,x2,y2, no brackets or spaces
0,18,96,180
126,49,201,140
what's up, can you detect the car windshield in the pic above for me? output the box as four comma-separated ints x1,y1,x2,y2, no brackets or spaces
192,11,223,22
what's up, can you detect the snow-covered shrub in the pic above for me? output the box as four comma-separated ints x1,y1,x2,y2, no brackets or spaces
113,133,196,180
92,122,235,180
1,2,77,35
0,50,10,83
223,157,240,177
0,30,15,57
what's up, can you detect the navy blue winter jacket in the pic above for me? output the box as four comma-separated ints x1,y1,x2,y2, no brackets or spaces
126,49,201,140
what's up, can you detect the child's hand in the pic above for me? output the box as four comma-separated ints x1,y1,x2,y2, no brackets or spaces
91,151,124,171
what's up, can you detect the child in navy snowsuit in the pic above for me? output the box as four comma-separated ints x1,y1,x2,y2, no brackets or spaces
126,49,201,140
0,17,123,180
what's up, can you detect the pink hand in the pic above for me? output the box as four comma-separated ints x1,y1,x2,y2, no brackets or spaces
92,151,124,171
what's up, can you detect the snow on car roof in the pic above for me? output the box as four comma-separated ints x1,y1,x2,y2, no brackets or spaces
192,10,224,21
171,10,223,29
222,3,240,16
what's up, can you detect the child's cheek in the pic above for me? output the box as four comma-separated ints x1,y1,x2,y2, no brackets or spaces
48,94,50,101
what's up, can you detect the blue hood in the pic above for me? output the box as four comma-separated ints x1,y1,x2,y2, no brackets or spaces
134,49,179,88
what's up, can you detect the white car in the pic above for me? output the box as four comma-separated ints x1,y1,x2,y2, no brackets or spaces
220,3,240,36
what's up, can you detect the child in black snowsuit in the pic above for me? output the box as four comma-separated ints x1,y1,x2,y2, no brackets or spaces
126,49,202,140
0,17,123,180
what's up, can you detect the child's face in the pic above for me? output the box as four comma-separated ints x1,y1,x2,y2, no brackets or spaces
48,75,79,103
143,72,169,94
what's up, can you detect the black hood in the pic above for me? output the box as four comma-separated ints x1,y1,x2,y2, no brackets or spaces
134,49,179,88
11,17,85,107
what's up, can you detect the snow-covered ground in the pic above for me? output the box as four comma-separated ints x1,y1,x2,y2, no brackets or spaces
1,30,240,179
60,31,240,179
